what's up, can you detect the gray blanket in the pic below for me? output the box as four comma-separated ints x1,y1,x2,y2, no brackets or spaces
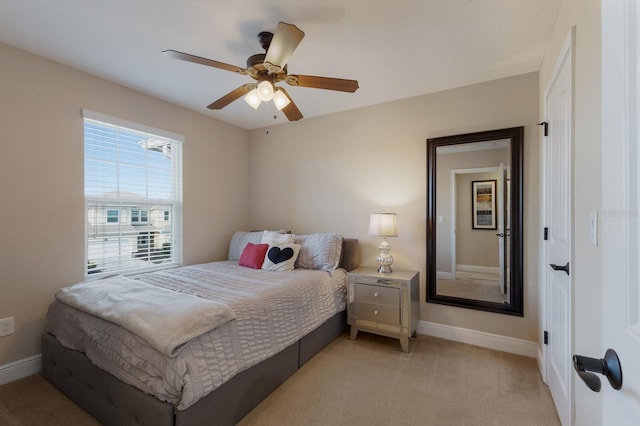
56,274,236,357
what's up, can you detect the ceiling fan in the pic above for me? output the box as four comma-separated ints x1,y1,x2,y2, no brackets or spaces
163,22,359,121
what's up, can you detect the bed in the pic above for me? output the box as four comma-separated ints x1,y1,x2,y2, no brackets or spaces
42,231,359,426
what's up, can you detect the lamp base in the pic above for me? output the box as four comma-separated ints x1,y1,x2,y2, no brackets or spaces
377,264,392,274
376,238,393,274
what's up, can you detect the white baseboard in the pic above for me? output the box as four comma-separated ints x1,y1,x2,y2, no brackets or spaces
436,271,453,280
417,321,537,358
0,354,41,385
456,264,500,275
537,346,546,382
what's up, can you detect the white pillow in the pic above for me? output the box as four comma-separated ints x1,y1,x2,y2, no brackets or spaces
261,230,296,245
294,233,343,272
262,243,301,272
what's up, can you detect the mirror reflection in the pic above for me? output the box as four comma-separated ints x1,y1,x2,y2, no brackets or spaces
427,127,523,316
435,140,510,303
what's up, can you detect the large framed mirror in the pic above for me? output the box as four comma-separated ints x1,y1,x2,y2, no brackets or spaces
426,127,523,316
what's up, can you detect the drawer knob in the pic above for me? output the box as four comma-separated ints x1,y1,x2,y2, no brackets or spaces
373,310,379,315
373,292,379,297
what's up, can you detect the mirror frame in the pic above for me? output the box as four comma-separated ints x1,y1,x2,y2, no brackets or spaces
426,127,524,316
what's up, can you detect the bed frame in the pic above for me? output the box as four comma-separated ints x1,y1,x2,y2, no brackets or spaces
42,238,359,426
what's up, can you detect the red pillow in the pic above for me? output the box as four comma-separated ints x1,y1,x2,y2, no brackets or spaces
238,243,269,269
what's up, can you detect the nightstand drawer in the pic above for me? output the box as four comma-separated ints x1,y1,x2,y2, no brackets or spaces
355,284,399,305
354,302,400,325
352,275,402,286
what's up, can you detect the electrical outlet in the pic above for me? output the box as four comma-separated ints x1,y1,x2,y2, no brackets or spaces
0,317,14,337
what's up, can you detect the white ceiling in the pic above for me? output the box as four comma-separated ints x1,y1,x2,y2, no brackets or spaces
0,0,561,130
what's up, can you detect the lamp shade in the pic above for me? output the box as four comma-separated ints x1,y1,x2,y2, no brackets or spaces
244,88,262,109
369,213,398,237
256,80,274,101
273,88,291,110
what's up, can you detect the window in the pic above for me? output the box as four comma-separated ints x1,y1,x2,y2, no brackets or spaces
84,109,183,276
131,209,149,224
106,209,119,223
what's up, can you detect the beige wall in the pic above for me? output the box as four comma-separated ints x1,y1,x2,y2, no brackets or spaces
249,72,540,341
0,42,251,365
538,0,603,424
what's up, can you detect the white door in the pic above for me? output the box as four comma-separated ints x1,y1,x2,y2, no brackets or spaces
496,163,507,294
543,33,573,426
600,1,640,423
497,163,507,294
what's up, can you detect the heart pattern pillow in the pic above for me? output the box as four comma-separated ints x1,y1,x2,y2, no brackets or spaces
262,243,301,272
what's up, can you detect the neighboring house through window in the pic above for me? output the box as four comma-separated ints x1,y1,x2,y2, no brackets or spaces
84,109,183,276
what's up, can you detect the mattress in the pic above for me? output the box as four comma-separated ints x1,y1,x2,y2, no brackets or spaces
46,261,347,410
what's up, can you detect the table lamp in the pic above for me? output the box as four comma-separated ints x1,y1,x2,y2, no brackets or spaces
368,212,398,273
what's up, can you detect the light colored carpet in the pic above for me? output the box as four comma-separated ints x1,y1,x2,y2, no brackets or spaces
0,372,99,426
437,273,508,304
240,333,559,426
0,333,559,426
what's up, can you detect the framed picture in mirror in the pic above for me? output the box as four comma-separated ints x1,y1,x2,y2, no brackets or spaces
471,179,497,230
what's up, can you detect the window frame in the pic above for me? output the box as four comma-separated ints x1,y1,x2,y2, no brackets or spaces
83,109,184,277
106,209,119,223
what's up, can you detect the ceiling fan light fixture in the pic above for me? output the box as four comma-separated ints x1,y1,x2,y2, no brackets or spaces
256,80,274,101
244,88,262,109
164,22,358,122
273,88,291,110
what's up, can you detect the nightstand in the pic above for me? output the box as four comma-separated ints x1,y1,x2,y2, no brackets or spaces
347,267,419,353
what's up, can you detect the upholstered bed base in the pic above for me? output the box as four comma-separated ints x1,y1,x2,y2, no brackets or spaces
42,310,348,426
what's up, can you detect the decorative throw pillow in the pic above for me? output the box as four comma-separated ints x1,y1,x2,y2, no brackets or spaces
262,243,301,272
294,233,343,273
238,243,269,269
261,230,296,245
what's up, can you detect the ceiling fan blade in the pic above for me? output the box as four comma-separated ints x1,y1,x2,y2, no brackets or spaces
264,22,305,73
278,88,303,121
285,74,359,93
163,49,247,74
207,84,255,110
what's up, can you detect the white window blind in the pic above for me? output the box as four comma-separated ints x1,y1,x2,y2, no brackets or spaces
83,109,183,276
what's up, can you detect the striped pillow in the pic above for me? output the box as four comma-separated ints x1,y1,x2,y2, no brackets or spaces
227,231,263,261
294,233,343,272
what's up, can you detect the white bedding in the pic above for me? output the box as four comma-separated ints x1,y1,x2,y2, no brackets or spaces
46,261,347,410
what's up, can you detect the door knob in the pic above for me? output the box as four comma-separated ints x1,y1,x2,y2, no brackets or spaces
495,233,505,237
549,262,570,275
573,349,623,392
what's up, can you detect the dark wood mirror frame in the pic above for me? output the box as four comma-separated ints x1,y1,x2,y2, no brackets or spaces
426,127,524,316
